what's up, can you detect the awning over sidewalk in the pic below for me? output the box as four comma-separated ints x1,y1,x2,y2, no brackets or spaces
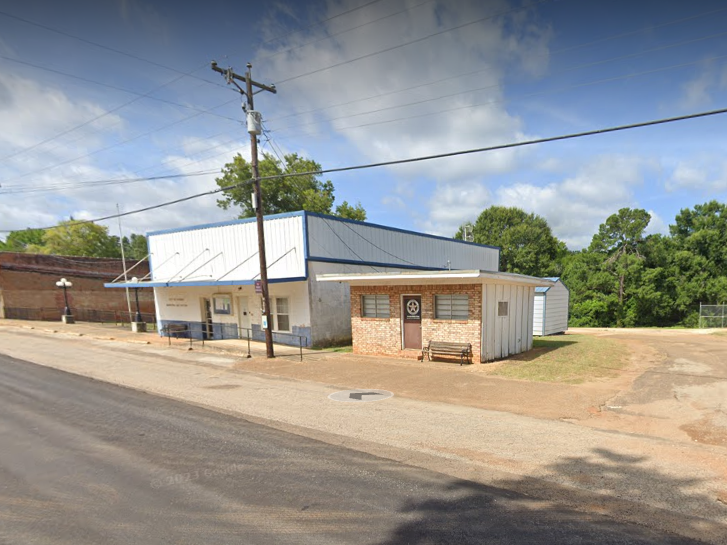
316,269,555,287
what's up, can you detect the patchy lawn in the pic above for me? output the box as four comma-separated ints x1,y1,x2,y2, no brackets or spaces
490,334,629,384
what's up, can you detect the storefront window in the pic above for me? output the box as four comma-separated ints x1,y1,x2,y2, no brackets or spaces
434,294,469,320
362,294,390,318
275,297,290,331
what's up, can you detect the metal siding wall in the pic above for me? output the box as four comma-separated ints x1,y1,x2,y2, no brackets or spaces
526,287,534,350
306,216,498,271
515,285,523,354
533,295,545,335
543,282,569,335
148,216,305,283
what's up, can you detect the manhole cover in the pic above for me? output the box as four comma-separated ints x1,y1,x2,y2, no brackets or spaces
328,389,393,402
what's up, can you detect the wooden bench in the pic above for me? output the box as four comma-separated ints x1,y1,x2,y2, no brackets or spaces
423,340,473,365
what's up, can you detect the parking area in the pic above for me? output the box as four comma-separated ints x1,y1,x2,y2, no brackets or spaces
569,328,727,447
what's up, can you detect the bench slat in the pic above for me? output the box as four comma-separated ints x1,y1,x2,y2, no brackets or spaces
423,340,473,365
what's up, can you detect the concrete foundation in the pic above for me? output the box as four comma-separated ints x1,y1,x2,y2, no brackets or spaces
131,321,147,333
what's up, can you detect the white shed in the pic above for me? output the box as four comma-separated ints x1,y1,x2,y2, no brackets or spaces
532,277,569,336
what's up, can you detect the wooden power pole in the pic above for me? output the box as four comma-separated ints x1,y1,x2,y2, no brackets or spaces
211,61,277,358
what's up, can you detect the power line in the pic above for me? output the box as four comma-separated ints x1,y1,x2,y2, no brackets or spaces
269,29,727,133
0,9,229,91
4,105,727,233
274,52,727,139
0,54,240,123
0,170,218,195
257,0,433,62
0,65,205,163
0,92,241,187
274,0,550,85
257,0,384,49
266,3,727,127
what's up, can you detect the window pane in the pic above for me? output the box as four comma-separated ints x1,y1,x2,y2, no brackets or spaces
375,295,390,318
362,294,389,318
362,296,377,317
498,301,509,317
451,294,469,320
276,297,289,314
435,294,468,320
277,314,290,331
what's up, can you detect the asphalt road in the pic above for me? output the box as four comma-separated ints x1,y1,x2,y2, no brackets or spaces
0,354,704,545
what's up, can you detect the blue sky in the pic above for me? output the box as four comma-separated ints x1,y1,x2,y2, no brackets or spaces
1,0,726,249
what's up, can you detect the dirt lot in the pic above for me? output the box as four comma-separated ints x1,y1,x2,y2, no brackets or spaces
568,328,727,448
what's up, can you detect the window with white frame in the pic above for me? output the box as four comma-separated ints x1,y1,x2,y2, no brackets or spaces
361,294,390,318
498,301,509,317
434,294,469,320
274,297,290,331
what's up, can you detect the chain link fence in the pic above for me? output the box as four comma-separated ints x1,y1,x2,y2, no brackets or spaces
699,304,727,329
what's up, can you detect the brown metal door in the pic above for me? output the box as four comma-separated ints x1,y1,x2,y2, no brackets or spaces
402,295,422,349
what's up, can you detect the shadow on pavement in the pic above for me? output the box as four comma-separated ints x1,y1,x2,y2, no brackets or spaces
378,448,724,544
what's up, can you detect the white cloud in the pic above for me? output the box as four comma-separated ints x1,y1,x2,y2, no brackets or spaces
0,72,124,164
666,161,727,193
259,0,550,179
644,209,668,237
417,180,491,236
679,62,727,109
495,155,649,249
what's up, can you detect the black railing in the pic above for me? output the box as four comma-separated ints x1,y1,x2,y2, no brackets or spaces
160,321,308,361
2,307,157,330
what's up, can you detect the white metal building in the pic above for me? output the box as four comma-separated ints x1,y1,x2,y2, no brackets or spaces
105,211,500,347
532,277,570,336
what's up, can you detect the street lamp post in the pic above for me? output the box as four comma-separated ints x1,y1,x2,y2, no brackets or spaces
130,277,146,333
55,278,74,324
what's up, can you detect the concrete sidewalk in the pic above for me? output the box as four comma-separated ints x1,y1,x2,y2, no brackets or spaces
1,321,726,543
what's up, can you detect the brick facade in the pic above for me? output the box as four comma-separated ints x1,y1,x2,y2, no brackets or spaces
0,252,154,319
351,283,482,362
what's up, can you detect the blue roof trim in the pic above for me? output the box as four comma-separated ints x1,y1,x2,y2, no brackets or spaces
147,211,306,237
105,276,307,289
535,286,550,293
308,256,445,271
302,211,310,260
304,211,500,251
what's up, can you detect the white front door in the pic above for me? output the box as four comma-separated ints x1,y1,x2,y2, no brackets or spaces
237,296,250,331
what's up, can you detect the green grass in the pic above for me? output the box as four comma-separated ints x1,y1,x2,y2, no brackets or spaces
711,330,727,337
310,345,353,353
491,334,629,384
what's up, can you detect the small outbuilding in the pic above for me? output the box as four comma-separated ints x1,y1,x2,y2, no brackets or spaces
532,277,569,336
317,270,554,362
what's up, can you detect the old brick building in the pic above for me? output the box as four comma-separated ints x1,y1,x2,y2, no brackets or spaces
0,252,154,321
319,270,554,363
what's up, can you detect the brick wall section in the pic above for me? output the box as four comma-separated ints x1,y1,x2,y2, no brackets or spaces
0,252,154,317
351,283,482,362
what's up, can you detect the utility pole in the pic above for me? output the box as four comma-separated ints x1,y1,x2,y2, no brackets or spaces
211,61,277,358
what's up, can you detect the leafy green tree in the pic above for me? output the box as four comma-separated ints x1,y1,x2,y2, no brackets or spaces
456,206,565,277
589,208,651,327
0,229,45,252
216,152,365,220
27,220,121,258
334,201,367,221
123,233,149,260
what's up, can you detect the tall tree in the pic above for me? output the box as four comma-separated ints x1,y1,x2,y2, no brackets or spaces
456,206,565,277
0,229,44,252
216,152,366,220
589,208,650,327
123,233,149,261
26,220,121,258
